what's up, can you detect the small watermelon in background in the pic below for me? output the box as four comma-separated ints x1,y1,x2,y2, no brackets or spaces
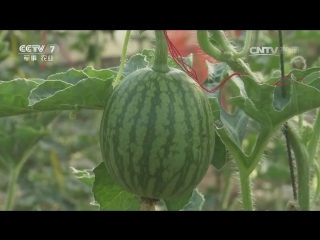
100,31,215,201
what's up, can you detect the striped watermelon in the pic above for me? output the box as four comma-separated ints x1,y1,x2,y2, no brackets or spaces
100,67,215,200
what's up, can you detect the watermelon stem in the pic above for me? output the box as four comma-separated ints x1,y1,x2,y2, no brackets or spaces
139,197,158,211
114,30,132,87
152,31,170,73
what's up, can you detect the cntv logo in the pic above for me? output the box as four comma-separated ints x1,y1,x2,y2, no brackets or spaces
249,46,299,56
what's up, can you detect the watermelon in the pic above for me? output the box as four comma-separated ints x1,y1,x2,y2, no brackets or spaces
99,30,215,200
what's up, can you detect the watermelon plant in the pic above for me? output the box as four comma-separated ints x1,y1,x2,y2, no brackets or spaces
1,30,320,210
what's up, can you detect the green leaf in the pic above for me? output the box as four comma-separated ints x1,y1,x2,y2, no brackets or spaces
71,167,95,187
205,89,248,148
181,189,205,211
231,68,320,128
0,79,40,117
47,68,88,84
28,81,73,106
164,191,193,211
92,162,140,210
209,97,245,161
29,77,113,110
309,77,320,90
211,133,227,170
204,63,249,148
220,108,248,147
83,66,118,81
139,30,146,35
0,68,115,118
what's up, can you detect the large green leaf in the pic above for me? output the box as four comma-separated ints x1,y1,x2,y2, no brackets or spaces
205,65,249,149
0,79,40,117
83,66,118,80
0,68,115,118
29,78,112,110
231,68,320,128
92,162,140,210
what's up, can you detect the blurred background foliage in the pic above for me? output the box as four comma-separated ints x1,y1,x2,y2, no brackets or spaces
0,30,319,210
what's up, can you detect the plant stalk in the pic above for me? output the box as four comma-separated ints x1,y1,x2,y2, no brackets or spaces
4,144,39,211
312,161,320,204
152,30,170,73
221,166,233,210
287,124,310,210
308,109,320,205
307,109,320,161
234,30,252,58
239,171,253,210
114,30,131,87
211,30,236,54
5,159,25,210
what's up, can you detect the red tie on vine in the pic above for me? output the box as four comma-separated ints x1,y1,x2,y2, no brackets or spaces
163,30,305,90
163,30,247,93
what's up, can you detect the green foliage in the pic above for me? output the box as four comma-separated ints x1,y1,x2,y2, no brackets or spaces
0,68,115,118
1,30,320,211
92,163,140,210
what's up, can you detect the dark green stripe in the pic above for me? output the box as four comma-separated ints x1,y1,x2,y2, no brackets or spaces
151,77,177,198
127,71,152,195
168,74,204,198
103,70,150,192
137,73,161,197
